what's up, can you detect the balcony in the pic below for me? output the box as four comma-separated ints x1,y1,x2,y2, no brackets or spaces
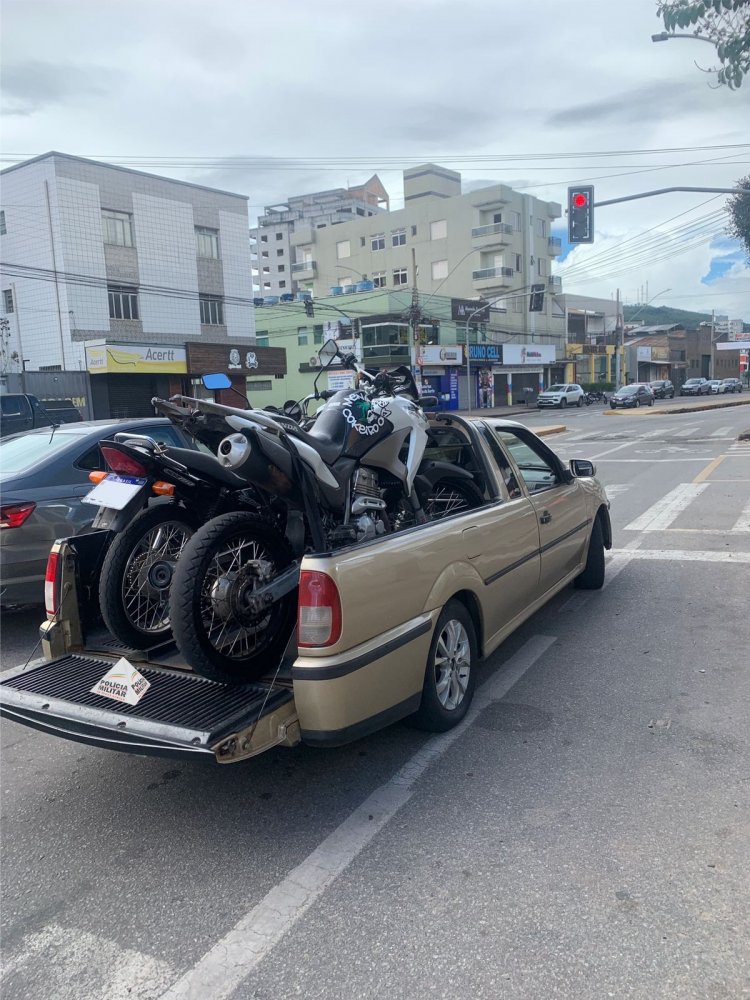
472,265,513,291
548,236,562,255
548,275,562,293
471,222,513,248
291,260,316,278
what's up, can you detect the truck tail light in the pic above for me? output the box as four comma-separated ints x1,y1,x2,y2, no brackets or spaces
298,571,342,647
100,446,148,477
45,549,60,617
0,502,36,529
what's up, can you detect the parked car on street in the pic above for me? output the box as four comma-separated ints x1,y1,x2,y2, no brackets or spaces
0,418,200,606
680,378,711,396
537,384,585,409
708,379,725,394
720,378,743,393
649,379,675,399
609,384,655,409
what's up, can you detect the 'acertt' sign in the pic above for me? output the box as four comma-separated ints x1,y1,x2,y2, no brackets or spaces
85,342,187,374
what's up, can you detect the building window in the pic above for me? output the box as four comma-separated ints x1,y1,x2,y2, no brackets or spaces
537,258,547,277
263,281,271,290
199,295,224,325
278,280,286,288
336,239,351,259
371,233,386,251
536,219,548,238
247,379,273,391
276,232,283,240
372,271,387,288
392,228,406,247
360,236,366,247
256,336,269,348
278,264,285,272
298,327,309,346
3,288,14,313
357,207,365,216
261,234,268,243
314,325,324,344
195,226,219,258
276,248,284,257
515,253,522,272
261,251,269,258
493,213,503,224
0,210,6,235
411,225,417,236
262,266,270,274
102,209,133,247
430,219,447,240
393,268,409,286
494,298,508,312
509,211,521,231
512,296,524,313
108,285,139,320
431,260,448,281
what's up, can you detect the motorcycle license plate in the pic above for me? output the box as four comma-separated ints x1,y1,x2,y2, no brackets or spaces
82,475,148,510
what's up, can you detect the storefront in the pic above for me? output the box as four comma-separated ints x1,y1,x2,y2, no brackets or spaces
467,343,555,407
417,345,462,411
85,340,287,418
85,341,189,419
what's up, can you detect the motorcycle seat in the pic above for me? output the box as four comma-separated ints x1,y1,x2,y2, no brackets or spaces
281,424,343,465
163,446,249,488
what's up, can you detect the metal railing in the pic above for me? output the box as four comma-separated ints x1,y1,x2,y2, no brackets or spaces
472,266,513,281
548,275,562,292
548,236,562,253
291,260,316,273
471,222,513,239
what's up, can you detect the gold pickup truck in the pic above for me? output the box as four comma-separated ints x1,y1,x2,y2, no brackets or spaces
0,414,610,763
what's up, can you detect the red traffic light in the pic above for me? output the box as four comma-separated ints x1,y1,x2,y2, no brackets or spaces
572,192,588,208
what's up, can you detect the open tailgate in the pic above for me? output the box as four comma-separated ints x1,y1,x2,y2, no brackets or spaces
0,655,299,763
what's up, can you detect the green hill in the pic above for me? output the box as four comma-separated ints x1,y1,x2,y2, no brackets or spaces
622,304,713,328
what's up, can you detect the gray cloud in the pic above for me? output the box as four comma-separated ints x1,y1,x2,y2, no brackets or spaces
0,61,117,115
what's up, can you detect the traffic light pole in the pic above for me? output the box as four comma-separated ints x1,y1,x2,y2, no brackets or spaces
593,186,749,207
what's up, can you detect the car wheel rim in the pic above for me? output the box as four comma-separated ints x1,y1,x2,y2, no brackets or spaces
434,619,471,711
122,521,193,633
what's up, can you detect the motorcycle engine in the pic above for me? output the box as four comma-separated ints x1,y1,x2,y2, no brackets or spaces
351,468,388,541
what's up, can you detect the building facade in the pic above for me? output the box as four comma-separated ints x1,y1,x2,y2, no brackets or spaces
557,293,624,386
285,164,564,346
250,176,389,298
1,152,257,414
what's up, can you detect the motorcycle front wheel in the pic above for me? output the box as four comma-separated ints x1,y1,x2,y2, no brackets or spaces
100,504,200,650
169,511,296,684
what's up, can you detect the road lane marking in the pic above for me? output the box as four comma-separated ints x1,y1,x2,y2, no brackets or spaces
158,635,557,1000
624,483,709,532
694,455,726,483
587,442,636,460
672,425,702,438
732,499,750,533
595,458,713,463
0,923,174,1000
609,548,750,564
711,426,734,437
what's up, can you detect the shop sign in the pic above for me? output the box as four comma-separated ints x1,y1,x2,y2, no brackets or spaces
637,346,652,362
417,345,463,366
228,348,260,370
85,342,187,375
185,342,286,377
501,344,555,365
468,344,501,361
451,298,490,323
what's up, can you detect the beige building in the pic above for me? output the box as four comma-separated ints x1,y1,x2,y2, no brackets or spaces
288,164,564,345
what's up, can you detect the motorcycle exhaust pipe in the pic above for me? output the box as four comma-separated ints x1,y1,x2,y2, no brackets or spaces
218,432,296,498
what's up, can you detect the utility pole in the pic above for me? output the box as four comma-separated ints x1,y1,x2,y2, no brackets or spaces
710,309,715,379
408,246,422,392
614,288,623,388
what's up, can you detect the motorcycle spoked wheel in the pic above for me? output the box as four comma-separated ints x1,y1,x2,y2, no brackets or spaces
394,477,485,530
169,511,296,684
100,504,201,650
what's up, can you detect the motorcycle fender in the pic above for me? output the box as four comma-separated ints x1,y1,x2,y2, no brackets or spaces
415,460,474,493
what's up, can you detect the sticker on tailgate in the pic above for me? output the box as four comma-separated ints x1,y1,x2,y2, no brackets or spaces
90,657,151,706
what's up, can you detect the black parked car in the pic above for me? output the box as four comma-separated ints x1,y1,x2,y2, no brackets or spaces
680,378,711,396
649,379,675,399
610,384,655,409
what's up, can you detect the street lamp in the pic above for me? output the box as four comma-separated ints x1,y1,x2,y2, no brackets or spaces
464,304,488,413
651,31,715,44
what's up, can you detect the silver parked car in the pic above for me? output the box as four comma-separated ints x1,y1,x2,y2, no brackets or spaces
0,418,199,606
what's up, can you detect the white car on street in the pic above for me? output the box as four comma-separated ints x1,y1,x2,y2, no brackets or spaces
537,383,585,409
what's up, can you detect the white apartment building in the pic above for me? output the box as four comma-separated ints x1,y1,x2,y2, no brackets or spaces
0,152,255,375
250,176,389,298
287,164,564,343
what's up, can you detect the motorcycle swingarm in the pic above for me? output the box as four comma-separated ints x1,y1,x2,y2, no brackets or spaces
244,563,300,616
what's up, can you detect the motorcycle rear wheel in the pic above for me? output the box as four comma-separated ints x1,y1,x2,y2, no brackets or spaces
170,511,296,684
395,477,484,530
100,504,200,650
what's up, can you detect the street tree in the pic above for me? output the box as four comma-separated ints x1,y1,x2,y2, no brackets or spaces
726,176,750,259
656,0,750,89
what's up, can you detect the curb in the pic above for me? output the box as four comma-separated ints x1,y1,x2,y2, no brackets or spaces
535,425,567,437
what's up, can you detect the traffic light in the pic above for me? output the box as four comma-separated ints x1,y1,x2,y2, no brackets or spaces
303,297,314,317
567,185,594,244
529,283,545,312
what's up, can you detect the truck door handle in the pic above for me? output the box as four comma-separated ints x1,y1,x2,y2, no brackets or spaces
539,510,552,524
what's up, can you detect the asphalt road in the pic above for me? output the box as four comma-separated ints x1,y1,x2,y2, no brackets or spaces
1,402,749,999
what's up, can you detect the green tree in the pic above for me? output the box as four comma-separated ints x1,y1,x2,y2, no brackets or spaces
656,0,750,89
726,175,750,259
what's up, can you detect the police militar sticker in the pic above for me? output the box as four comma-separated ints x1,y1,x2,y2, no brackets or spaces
90,658,151,706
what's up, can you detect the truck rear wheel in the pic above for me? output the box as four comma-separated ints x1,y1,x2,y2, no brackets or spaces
408,600,477,732
169,511,296,684
100,504,199,650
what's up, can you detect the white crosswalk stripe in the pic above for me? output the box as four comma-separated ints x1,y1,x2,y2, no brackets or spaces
624,483,709,531
711,426,734,437
671,425,701,438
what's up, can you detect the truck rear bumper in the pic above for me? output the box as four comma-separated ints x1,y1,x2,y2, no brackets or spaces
0,655,298,762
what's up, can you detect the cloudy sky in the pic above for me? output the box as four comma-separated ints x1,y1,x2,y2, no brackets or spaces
2,0,749,320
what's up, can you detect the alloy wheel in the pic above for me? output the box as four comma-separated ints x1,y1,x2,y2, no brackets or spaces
433,619,471,710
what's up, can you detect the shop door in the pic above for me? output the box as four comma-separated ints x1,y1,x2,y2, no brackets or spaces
511,371,539,405
107,377,160,418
